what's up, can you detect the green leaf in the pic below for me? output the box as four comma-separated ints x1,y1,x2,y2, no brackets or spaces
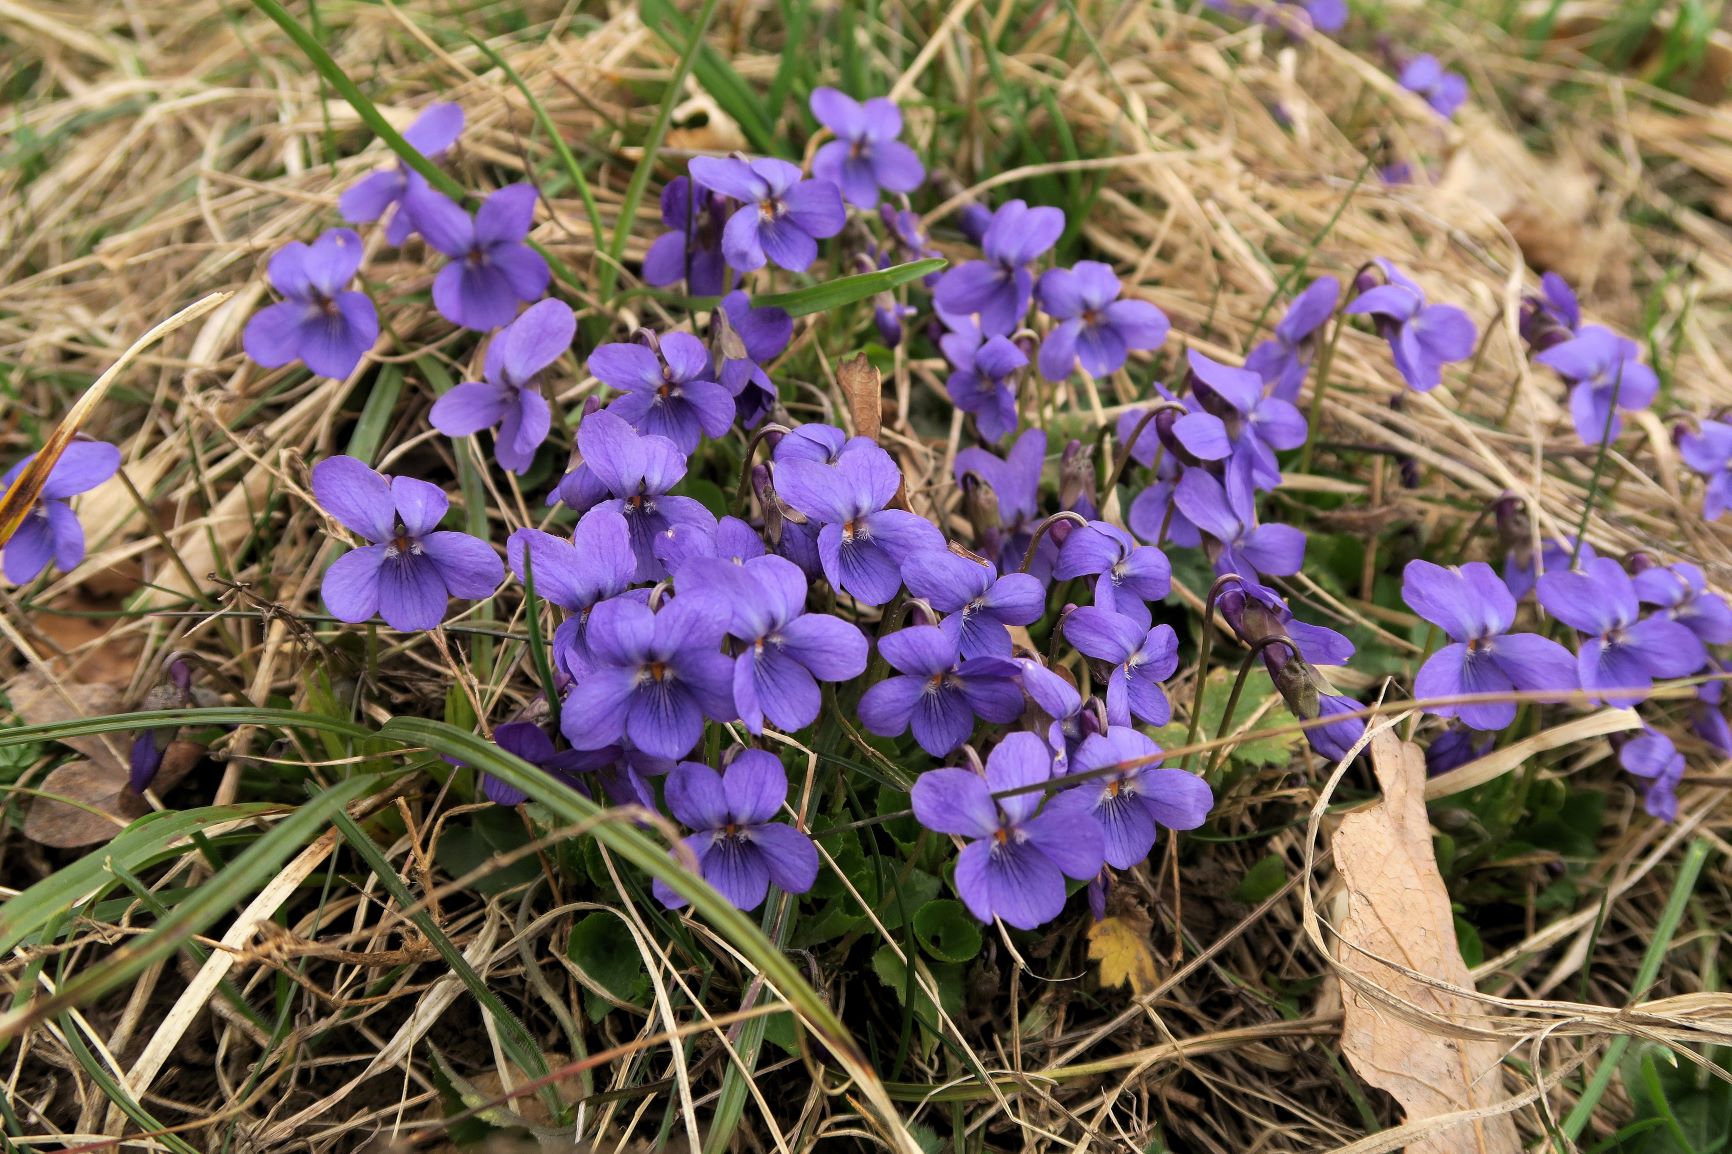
753,258,946,318
871,945,963,1023
566,911,648,1015
434,807,541,895
344,364,402,466
913,900,982,964
1233,853,1288,905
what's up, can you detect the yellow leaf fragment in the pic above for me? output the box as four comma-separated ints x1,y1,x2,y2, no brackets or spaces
1087,912,1160,996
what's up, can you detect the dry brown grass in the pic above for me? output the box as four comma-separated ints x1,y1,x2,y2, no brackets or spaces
2,0,1731,1150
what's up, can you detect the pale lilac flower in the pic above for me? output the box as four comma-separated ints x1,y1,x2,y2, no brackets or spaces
1535,325,1659,444
1503,536,1595,601
430,299,571,473
414,184,550,331
934,200,1066,336
1619,727,1684,822
1633,561,1732,645
313,456,502,632
809,88,924,209
1680,419,1732,521
507,508,639,677
1186,349,1308,489
1,441,120,584
689,155,845,273
643,176,732,296
590,332,733,453
1064,727,1211,869
1399,55,1469,118
858,625,1024,755
655,514,765,576
1245,276,1339,402
339,103,464,246
1538,557,1708,706
243,229,378,379
1173,456,1305,583
651,750,818,911
1053,520,1172,631
1062,608,1179,727
1346,260,1475,391
901,547,1046,659
911,732,1102,929
1035,261,1169,381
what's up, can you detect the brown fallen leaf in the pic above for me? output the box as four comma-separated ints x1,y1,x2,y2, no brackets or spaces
22,759,150,848
6,668,127,766
1087,909,1160,996
1333,731,1522,1154
837,353,883,443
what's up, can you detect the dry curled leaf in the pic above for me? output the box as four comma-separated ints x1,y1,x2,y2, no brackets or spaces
6,668,127,765
837,353,883,442
1087,909,1160,996
1333,730,1522,1154
22,759,150,848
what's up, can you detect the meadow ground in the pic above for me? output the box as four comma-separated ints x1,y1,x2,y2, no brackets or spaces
2,1,1732,1151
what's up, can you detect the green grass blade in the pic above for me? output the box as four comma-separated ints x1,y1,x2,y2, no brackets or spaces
0,706,375,748
56,1015,202,1154
344,363,403,466
638,0,778,153
753,258,945,317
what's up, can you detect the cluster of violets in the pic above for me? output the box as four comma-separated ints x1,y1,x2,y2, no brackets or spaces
10,82,1731,930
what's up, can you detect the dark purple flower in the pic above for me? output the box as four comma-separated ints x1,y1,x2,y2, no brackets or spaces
689,155,845,273
430,299,571,473
339,103,464,246
1186,349,1309,489
715,290,791,428
1064,727,1211,869
901,547,1045,659
1680,419,1732,521
1537,557,1708,706
313,455,503,632
651,750,818,911
1535,325,1658,445
128,658,195,793
1173,456,1305,583
243,229,378,379
590,331,734,453
1035,261,1169,381
809,88,924,209
507,508,638,677
772,440,942,606
858,625,1025,755
1402,559,1578,730
911,732,1102,929
1,441,120,585
559,594,736,759
1633,562,1732,646
414,183,550,331
955,428,1047,576
1346,260,1475,391
1619,727,1684,822
696,553,868,733
1215,576,1355,668
482,721,614,806
1399,55,1469,118
1520,272,1580,353
1425,725,1490,776
934,199,1065,336
941,319,1027,443
1053,520,1172,630
1245,276,1339,402
552,409,716,581
642,176,732,296
1695,670,1732,757
1062,608,1178,727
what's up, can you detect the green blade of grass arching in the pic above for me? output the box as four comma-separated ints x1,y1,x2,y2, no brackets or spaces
344,363,403,466
0,773,385,1041
518,547,561,711
324,804,566,1122
468,35,606,255
55,1015,203,1154
250,0,466,201
637,0,778,154
599,0,730,305
753,258,945,317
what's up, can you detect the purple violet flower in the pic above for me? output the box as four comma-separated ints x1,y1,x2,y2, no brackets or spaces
507,509,640,677
1064,727,1211,869
955,428,1048,576
772,440,943,606
482,721,615,806
1062,607,1179,727
1680,419,1732,521
1215,576,1355,668
1503,535,1596,601
1309,692,1367,762
1346,259,1476,392
1053,520,1172,631
1,441,120,584
1425,725,1491,776
642,176,733,296
1401,559,1578,730
715,290,792,429
1399,55,1469,118
911,732,1103,929
313,455,503,632
901,547,1046,659
1633,562,1732,646
1535,325,1659,445
339,103,464,246
809,88,925,209
414,183,550,331
1173,455,1306,583
1619,727,1684,822
689,155,845,273
590,331,734,453
1245,276,1339,403
430,298,571,473
1537,557,1708,706
934,199,1065,336
243,229,379,380
1186,349,1309,489
1695,671,1732,757
696,553,868,733
656,513,765,576
651,750,818,911
773,422,855,465
941,319,1027,443
858,625,1025,755
1520,272,1580,353
1035,261,1170,381
559,594,736,759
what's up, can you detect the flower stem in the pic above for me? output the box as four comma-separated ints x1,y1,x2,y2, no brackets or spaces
1181,574,1242,772
1206,637,1299,778
1570,364,1624,566
1296,298,1351,476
